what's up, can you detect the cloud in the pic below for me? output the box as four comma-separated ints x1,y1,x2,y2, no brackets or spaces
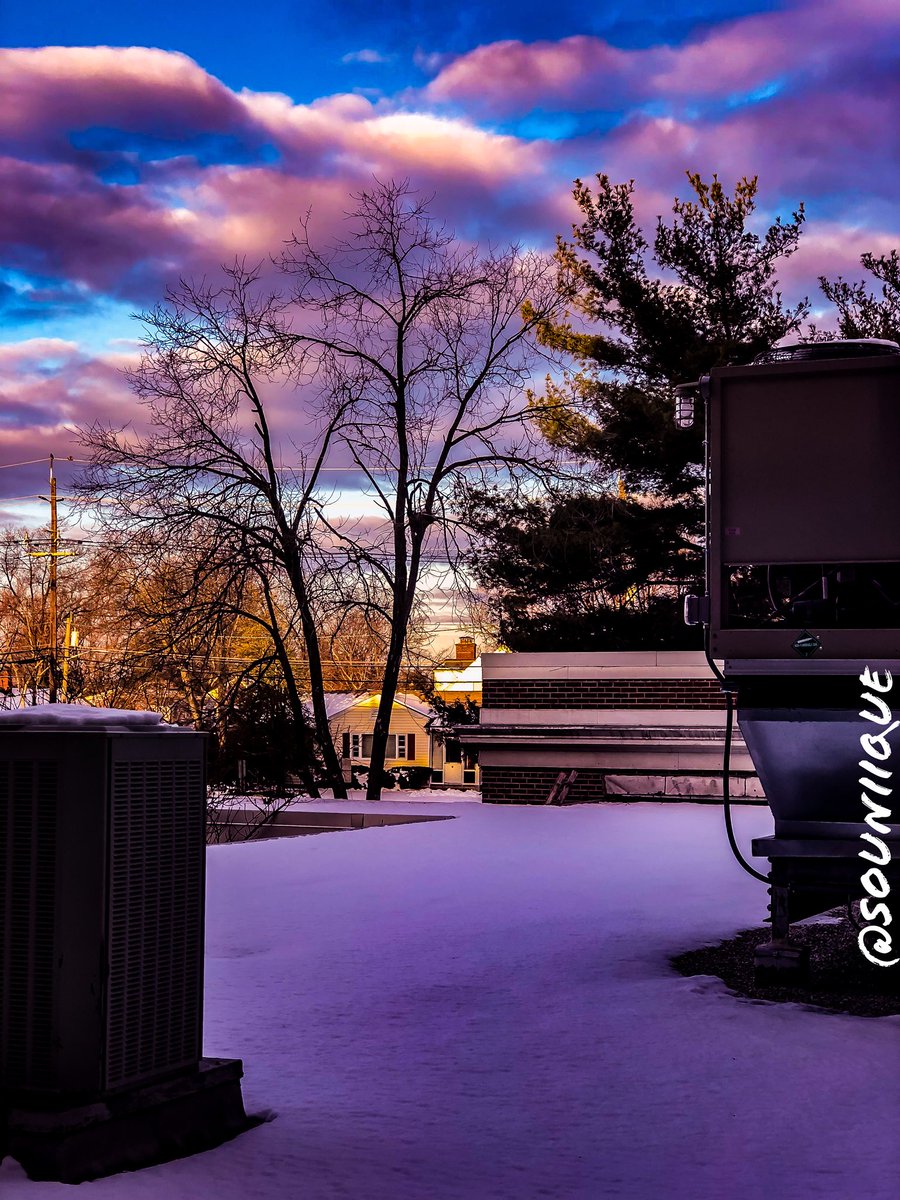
0,339,140,506
0,47,554,313
341,49,393,65
2,3,900,487
425,35,638,116
424,0,900,118
0,156,212,297
0,46,258,163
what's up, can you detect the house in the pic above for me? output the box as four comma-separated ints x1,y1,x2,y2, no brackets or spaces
455,651,762,804
310,640,487,789
315,682,481,789
430,637,482,788
321,692,432,779
432,636,482,704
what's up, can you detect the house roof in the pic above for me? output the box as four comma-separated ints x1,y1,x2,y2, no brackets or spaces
308,692,433,721
318,693,365,719
434,656,482,692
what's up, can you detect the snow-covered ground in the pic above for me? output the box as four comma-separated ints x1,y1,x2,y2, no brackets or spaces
3,798,898,1199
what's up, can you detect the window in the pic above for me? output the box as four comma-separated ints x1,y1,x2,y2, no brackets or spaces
349,733,370,759
346,733,410,760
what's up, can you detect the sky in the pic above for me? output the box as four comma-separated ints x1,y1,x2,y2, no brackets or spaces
1,0,899,527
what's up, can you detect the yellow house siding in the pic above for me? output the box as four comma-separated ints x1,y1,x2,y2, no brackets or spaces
328,699,431,767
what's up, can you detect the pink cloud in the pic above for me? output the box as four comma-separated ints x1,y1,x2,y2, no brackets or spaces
0,339,139,509
0,339,136,430
0,48,553,305
0,157,210,295
425,36,636,117
424,0,900,116
590,72,900,230
0,46,253,159
1,16,899,450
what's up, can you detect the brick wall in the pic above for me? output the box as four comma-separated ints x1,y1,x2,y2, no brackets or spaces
480,765,610,805
482,678,726,710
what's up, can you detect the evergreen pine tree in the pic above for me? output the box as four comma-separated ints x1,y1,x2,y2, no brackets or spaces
461,173,808,650
819,250,900,343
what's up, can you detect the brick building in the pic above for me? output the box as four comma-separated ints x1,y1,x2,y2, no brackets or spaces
456,651,763,805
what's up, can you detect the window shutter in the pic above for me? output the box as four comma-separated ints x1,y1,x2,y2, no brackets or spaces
342,731,350,758
407,733,416,760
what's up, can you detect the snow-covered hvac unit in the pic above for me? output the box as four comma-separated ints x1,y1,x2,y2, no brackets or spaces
0,706,247,1182
682,340,900,977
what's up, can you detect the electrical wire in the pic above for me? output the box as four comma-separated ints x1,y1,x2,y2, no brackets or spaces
720,685,770,883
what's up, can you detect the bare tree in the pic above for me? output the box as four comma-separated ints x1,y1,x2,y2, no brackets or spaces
76,267,351,796
0,528,51,705
280,181,568,800
76,182,566,801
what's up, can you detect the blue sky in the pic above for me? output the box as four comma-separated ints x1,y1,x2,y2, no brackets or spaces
1,0,898,519
3,1,783,100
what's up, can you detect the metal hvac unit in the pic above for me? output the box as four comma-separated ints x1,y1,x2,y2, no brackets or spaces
0,707,206,1101
681,340,900,978
705,340,900,670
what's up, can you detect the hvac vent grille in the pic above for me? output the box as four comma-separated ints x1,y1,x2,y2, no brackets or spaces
106,759,204,1090
0,759,58,1089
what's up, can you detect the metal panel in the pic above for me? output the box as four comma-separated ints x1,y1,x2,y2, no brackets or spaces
0,719,206,1102
0,759,58,1090
710,355,900,565
105,739,206,1091
708,353,900,666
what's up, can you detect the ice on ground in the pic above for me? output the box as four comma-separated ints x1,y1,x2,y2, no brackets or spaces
3,799,897,1200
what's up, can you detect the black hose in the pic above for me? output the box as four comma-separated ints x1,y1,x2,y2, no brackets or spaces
846,900,864,931
720,687,770,884
703,638,770,884
699,378,768,886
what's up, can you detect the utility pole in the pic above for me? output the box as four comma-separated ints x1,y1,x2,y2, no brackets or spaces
30,455,73,704
48,455,58,701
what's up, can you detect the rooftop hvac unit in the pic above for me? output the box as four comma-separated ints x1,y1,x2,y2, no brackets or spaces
705,340,900,671
0,706,248,1182
679,341,900,980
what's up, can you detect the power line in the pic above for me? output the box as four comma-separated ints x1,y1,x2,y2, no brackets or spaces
0,457,86,470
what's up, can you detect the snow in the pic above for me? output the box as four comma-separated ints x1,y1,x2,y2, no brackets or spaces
304,692,434,720
3,798,898,1199
0,704,167,729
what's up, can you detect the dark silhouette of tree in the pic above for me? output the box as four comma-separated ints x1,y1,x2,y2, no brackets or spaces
279,181,567,800
77,265,350,796
819,250,900,343
462,172,809,650
77,181,567,800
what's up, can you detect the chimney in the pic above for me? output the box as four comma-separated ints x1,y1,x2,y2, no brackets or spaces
455,637,477,663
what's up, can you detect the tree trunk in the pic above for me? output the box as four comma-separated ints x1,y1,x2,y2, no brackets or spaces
365,542,420,802
365,632,406,802
291,574,348,800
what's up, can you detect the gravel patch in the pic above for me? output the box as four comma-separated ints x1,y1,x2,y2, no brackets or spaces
671,910,900,1018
